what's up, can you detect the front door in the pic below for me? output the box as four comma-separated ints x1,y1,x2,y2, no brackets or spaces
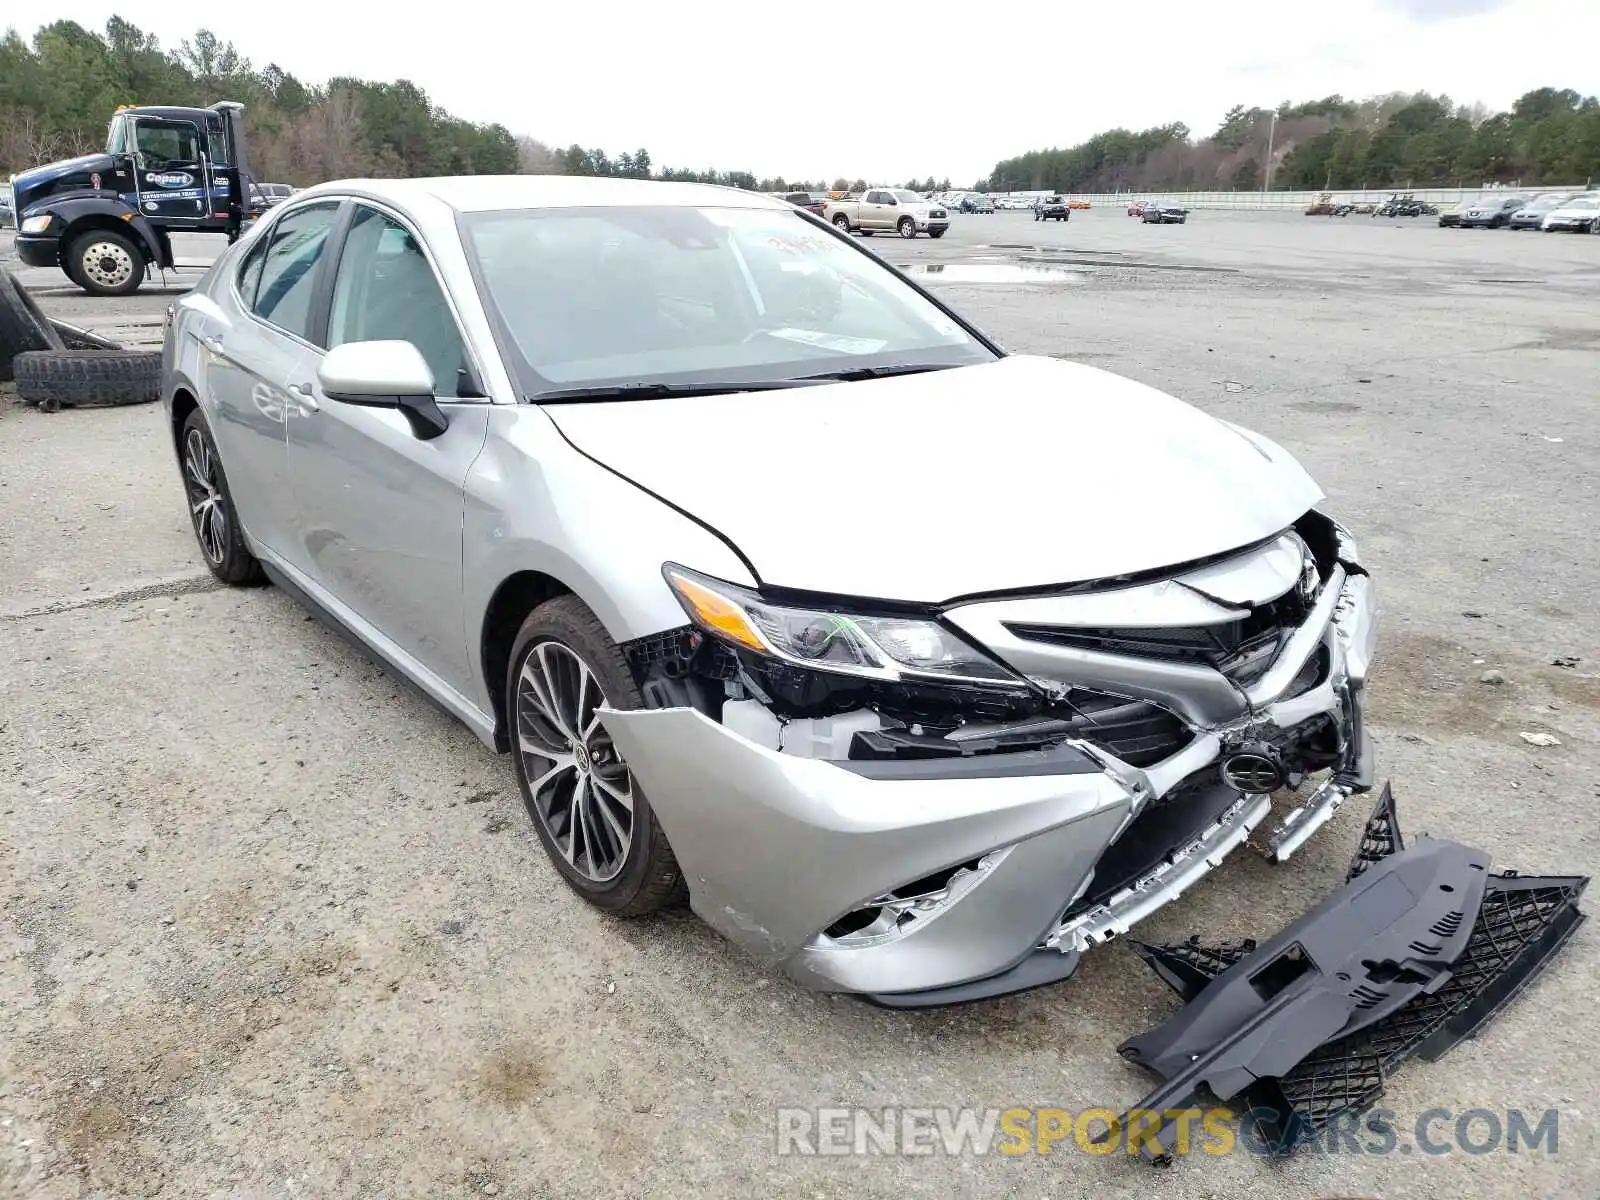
131,117,206,225
286,202,491,697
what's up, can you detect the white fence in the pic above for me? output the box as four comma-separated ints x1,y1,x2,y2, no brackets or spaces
987,185,1593,212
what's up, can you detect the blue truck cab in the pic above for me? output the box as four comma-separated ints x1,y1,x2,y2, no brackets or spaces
11,101,254,296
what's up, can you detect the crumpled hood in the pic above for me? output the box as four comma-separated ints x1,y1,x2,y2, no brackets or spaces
545,354,1324,603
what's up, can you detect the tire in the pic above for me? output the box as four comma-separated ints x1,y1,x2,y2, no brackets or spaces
861,230,875,236
66,229,145,297
897,216,916,239
928,229,945,238
179,407,264,585
0,269,63,382
13,350,161,407
507,595,685,916
832,213,852,233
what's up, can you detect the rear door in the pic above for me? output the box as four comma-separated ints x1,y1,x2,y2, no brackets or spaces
131,117,207,225
863,190,893,229
203,200,344,558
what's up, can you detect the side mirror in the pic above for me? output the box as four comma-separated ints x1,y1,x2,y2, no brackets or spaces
318,340,449,440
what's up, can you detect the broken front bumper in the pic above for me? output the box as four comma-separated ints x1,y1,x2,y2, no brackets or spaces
602,547,1377,1001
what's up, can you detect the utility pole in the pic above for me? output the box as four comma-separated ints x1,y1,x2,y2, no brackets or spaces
1262,111,1278,193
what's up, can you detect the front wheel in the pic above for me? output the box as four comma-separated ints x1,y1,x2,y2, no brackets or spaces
897,216,916,239
508,595,685,915
67,229,145,297
928,228,946,239
832,213,852,233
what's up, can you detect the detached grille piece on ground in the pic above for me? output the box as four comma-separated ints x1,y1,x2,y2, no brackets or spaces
1109,784,1587,1163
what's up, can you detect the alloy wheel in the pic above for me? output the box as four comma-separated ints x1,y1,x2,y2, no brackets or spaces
515,640,634,882
80,240,135,291
183,427,228,565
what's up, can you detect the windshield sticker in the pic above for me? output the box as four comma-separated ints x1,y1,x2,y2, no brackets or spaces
766,328,887,355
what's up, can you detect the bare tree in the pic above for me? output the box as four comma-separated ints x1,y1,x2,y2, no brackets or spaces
516,135,563,175
0,106,71,174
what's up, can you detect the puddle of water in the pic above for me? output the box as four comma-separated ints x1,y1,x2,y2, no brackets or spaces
900,262,1086,283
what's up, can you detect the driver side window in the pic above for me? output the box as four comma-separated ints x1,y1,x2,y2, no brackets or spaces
134,120,200,167
327,206,470,398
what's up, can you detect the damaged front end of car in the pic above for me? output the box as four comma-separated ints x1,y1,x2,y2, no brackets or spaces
598,508,1377,1004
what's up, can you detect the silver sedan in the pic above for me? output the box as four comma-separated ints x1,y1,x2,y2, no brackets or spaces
161,176,1376,1005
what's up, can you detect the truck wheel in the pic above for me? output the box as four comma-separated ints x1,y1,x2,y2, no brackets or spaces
897,216,916,238
67,230,145,297
0,269,65,382
928,229,946,239
832,213,852,233
12,349,161,408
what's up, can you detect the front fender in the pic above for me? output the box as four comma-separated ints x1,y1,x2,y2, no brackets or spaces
462,405,757,717
42,196,170,267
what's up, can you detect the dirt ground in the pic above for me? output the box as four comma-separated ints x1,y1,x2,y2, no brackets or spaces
2,210,1598,1199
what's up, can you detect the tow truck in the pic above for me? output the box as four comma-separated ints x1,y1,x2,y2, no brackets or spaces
9,101,256,297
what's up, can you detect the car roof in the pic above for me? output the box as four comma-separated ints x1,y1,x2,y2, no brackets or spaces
290,174,794,214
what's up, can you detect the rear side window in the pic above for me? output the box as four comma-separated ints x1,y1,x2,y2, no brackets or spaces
250,202,341,341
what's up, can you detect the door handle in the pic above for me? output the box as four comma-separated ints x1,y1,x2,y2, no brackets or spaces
201,335,224,354
286,383,319,413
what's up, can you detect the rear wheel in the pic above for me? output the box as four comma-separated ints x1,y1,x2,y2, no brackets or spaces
897,216,916,239
67,229,144,297
507,596,685,915
832,213,851,233
180,408,264,584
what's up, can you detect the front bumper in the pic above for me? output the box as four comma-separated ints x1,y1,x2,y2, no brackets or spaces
15,233,61,268
916,216,950,233
602,556,1378,1000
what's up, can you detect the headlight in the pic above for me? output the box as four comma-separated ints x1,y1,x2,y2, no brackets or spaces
20,213,53,234
664,565,1027,688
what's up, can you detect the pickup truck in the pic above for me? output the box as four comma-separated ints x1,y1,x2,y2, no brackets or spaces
824,188,949,238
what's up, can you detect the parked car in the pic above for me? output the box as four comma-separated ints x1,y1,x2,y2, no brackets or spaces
1068,199,1091,210
1305,193,1353,217
1141,202,1189,224
159,176,1375,1004
824,188,948,238
1507,194,1572,230
1541,194,1600,232
1458,194,1528,228
0,184,13,229
1034,195,1071,222
779,191,826,218
1373,193,1436,217
959,194,994,214
1436,201,1464,228
1127,200,1150,217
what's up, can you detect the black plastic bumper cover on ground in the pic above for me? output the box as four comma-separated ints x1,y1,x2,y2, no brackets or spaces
1111,784,1586,1162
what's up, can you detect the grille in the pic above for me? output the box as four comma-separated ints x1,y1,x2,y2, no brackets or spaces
1066,691,1192,767
1006,582,1319,687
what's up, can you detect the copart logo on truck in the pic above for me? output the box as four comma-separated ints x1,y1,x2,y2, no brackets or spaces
145,171,194,188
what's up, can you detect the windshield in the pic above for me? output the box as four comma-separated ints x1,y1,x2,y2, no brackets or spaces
463,205,994,394
1563,197,1599,210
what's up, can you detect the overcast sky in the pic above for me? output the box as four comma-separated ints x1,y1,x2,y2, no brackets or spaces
30,0,1600,183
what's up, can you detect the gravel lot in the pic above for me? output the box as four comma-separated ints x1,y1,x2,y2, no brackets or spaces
3,209,1599,1199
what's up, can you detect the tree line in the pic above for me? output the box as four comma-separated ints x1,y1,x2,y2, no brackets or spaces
980,90,1600,194
0,17,954,193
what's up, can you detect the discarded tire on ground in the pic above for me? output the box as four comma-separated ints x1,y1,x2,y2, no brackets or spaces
0,269,64,382
13,350,162,411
